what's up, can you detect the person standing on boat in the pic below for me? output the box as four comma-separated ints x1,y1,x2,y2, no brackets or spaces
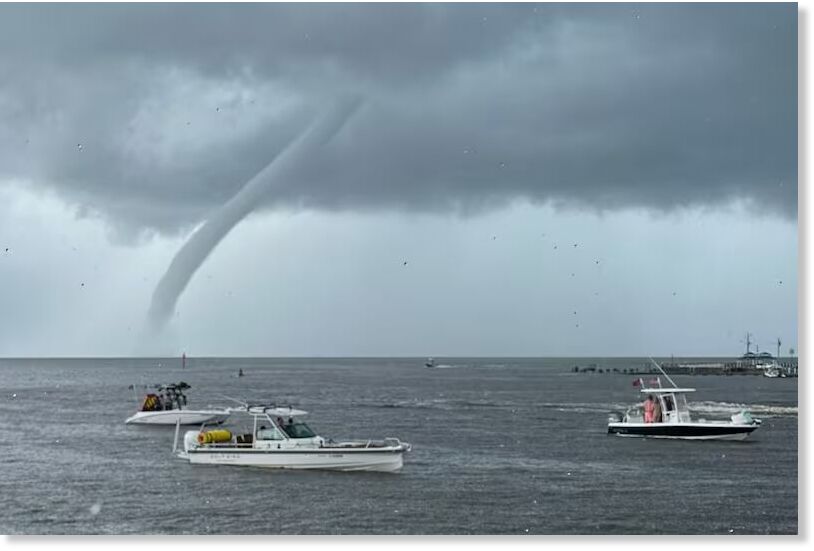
644,395,656,423
652,396,662,423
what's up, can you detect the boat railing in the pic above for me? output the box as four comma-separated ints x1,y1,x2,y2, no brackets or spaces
322,438,406,450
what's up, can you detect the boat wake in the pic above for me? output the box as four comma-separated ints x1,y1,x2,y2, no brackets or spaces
353,398,797,418
539,400,797,418
359,397,513,411
688,401,797,417
537,402,631,414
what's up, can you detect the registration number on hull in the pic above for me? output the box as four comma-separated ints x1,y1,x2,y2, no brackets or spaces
210,454,241,461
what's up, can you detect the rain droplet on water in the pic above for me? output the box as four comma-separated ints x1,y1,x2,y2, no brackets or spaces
89,502,102,516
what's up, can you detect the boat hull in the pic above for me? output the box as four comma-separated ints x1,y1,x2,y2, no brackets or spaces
183,447,408,472
125,410,230,425
607,422,758,441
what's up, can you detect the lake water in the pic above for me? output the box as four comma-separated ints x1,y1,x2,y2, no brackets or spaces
0,357,798,534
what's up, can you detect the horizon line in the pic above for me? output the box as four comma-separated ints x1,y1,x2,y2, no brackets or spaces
0,354,798,361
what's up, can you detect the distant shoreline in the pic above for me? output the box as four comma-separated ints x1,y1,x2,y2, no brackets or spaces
0,355,800,361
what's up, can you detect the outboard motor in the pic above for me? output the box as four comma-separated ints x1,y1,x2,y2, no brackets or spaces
607,412,623,423
731,410,755,425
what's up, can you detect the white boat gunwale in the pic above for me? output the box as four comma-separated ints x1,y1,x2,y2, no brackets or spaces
638,388,695,393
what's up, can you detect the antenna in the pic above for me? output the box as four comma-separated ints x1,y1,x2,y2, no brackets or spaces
172,419,180,454
777,338,781,360
746,332,752,355
217,394,249,408
648,357,679,388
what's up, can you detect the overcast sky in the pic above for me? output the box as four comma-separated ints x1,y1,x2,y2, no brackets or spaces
0,3,798,357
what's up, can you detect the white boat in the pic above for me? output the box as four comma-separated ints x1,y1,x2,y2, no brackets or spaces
607,360,761,441
424,357,454,368
125,382,231,426
176,404,411,472
763,365,783,378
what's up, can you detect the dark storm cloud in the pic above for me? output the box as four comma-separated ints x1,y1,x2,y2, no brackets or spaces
0,3,797,236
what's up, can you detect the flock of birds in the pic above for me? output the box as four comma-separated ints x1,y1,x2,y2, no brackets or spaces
397,233,621,330
394,231,789,331
3,220,790,303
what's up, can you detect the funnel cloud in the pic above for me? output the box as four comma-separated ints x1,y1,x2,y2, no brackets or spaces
147,97,362,333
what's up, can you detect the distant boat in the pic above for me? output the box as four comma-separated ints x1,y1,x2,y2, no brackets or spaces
424,357,455,368
763,366,783,378
125,382,230,425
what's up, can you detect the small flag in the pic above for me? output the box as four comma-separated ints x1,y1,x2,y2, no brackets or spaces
632,378,641,387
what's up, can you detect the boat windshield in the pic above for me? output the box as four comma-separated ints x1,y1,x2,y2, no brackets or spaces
284,422,317,439
256,426,285,441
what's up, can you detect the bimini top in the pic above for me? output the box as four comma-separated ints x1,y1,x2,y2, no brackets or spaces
242,405,309,416
640,387,695,394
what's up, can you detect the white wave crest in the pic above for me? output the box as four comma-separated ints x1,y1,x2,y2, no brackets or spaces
689,400,797,417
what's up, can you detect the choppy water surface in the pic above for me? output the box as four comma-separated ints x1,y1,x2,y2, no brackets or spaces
0,357,797,534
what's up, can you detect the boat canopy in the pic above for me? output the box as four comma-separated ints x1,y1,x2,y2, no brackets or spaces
639,388,695,394
245,405,308,416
